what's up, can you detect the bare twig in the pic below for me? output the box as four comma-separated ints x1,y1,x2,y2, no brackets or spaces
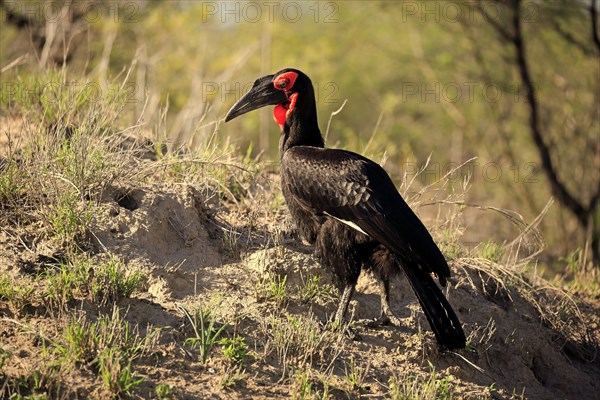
324,99,348,143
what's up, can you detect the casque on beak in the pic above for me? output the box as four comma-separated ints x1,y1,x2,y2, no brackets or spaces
225,74,288,122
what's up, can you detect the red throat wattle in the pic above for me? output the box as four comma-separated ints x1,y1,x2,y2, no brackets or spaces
273,92,298,128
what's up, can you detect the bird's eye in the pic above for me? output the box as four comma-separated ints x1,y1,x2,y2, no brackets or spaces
273,71,297,91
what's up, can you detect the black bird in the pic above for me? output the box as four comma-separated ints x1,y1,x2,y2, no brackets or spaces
225,68,466,349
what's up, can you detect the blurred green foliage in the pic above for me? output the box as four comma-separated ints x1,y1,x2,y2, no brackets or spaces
1,0,598,268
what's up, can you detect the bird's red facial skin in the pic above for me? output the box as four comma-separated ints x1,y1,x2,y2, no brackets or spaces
273,71,299,129
273,92,298,128
274,104,287,127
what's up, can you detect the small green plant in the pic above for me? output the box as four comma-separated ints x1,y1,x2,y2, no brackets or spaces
53,126,110,194
464,337,476,353
155,383,177,399
220,365,247,389
292,368,314,400
94,308,157,362
388,361,455,400
438,228,464,259
478,241,503,263
256,274,288,304
220,336,249,365
43,258,90,312
98,347,145,397
0,272,35,313
0,159,25,203
43,255,144,310
3,364,65,399
291,367,331,400
92,255,145,305
559,248,583,274
53,316,97,366
553,248,599,296
52,308,157,397
180,306,228,364
343,355,370,393
270,191,286,212
262,312,344,377
45,188,94,248
300,275,335,304
220,225,242,255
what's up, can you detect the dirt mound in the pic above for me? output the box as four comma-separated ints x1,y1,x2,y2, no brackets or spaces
92,184,223,301
244,246,331,287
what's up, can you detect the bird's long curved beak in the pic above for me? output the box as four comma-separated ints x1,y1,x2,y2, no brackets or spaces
225,74,287,122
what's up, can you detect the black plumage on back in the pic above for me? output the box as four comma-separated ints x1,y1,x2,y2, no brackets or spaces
225,68,466,349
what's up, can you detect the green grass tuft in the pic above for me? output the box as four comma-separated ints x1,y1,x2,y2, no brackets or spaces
180,305,228,365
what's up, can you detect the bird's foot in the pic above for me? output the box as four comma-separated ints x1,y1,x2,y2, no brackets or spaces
359,313,402,328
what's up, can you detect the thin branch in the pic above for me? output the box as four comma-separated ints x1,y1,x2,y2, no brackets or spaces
510,0,589,226
324,99,348,143
1,54,29,74
591,0,600,53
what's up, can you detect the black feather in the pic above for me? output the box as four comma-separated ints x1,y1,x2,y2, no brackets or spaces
402,264,466,349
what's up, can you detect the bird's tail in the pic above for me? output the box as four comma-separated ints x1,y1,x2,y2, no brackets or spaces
403,266,466,349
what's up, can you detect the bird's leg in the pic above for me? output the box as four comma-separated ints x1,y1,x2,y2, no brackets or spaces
334,283,355,325
366,278,401,327
333,283,362,340
379,278,401,325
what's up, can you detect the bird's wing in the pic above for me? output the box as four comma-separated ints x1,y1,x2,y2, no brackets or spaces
282,146,450,283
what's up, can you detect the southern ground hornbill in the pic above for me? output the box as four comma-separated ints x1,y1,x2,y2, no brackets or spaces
225,68,466,349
